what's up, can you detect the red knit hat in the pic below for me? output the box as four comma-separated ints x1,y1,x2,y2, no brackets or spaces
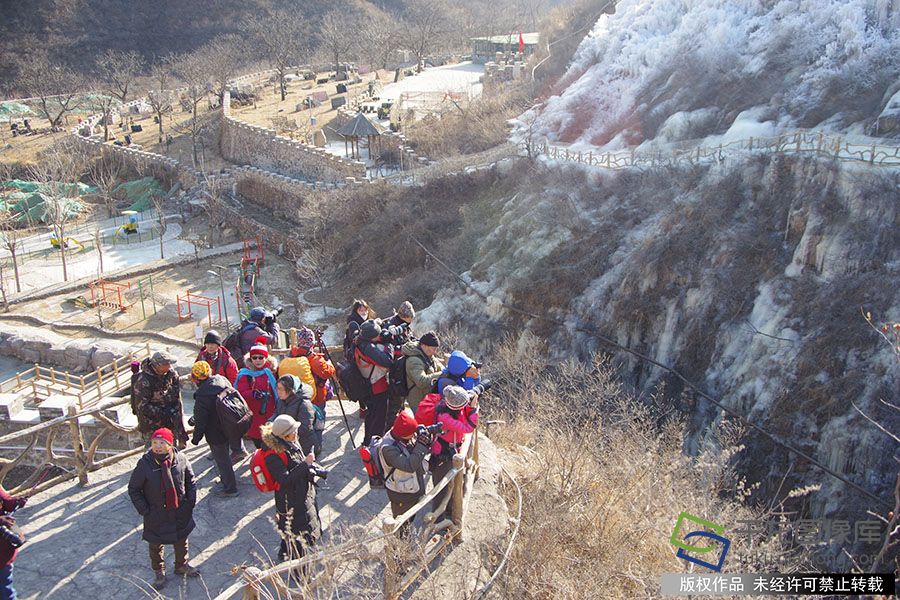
391,409,418,439
249,344,269,358
255,336,269,345
151,428,174,445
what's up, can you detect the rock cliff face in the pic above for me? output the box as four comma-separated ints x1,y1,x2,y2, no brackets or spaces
417,155,899,516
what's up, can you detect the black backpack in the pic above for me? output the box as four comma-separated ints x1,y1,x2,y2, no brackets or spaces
388,355,412,401
432,372,463,394
215,385,252,440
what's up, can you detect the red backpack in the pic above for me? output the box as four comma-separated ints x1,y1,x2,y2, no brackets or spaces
414,393,442,427
249,448,287,492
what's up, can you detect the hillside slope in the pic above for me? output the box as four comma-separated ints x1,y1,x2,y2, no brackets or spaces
528,0,900,147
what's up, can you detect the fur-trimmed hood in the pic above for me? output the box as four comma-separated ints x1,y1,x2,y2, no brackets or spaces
260,422,289,453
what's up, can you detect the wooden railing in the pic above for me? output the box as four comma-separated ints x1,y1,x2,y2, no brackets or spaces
215,428,480,600
527,129,900,170
0,343,151,410
0,396,142,496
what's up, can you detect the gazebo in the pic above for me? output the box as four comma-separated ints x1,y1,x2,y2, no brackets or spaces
336,112,383,159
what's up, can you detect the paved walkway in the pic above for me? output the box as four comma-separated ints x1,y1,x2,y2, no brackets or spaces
13,403,389,599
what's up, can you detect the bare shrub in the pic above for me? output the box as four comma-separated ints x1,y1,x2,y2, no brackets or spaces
483,337,814,598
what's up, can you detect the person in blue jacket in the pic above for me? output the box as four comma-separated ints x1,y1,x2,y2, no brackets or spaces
436,350,482,394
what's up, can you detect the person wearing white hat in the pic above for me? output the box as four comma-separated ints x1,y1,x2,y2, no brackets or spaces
259,415,321,564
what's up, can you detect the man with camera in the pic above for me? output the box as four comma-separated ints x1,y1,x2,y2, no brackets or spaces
236,306,281,367
379,410,439,537
259,415,322,563
401,331,445,412
381,301,416,355
133,351,188,448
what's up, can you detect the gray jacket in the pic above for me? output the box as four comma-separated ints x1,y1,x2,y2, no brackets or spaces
380,431,429,504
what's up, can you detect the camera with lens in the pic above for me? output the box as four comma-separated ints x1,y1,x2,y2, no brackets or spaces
380,322,409,345
252,389,271,401
418,423,443,436
263,305,284,328
471,380,492,396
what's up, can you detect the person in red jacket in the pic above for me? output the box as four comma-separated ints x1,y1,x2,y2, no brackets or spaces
291,327,336,458
235,344,279,449
430,385,479,523
196,330,239,382
0,485,26,599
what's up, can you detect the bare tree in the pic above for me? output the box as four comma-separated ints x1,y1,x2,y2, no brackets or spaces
363,9,401,74
93,227,104,276
173,52,212,169
147,55,175,145
89,154,124,218
244,11,308,101
88,87,119,142
150,191,167,260
18,51,83,130
201,35,244,96
0,212,25,293
29,139,89,282
97,49,144,104
399,0,449,73
319,10,358,75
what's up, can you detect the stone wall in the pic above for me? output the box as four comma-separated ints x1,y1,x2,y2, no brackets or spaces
221,91,367,183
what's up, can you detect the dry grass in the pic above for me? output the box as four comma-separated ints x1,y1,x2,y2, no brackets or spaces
402,83,533,160
481,337,815,599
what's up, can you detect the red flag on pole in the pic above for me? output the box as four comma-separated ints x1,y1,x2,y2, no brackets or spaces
518,31,525,53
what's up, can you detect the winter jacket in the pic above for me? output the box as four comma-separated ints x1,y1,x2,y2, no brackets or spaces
290,348,336,407
402,341,445,411
432,403,478,459
354,340,393,395
436,351,482,394
238,320,279,358
133,358,186,441
127,449,196,545
379,431,429,504
196,347,238,383
382,314,414,357
260,425,321,541
191,375,233,446
272,385,318,452
236,358,277,440
0,487,23,566
343,313,365,356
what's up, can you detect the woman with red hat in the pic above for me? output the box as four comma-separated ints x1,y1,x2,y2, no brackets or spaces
235,342,279,449
127,428,198,591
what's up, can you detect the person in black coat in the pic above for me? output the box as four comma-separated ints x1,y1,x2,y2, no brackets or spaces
190,363,239,497
272,375,318,459
260,416,322,563
344,299,372,417
128,428,198,590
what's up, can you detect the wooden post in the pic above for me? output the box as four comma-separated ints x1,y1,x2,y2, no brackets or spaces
382,517,398,600
79,375,86,393
289,327,298,348
66,404,89,486
33,364,40,381
50,368,56,385
65,371,71,387
449,452,466,536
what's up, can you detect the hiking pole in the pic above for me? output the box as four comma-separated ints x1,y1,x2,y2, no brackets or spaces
313,328,357,449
